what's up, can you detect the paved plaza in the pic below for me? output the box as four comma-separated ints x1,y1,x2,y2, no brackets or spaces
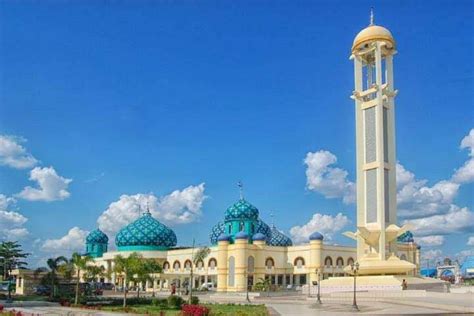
5,289,473,315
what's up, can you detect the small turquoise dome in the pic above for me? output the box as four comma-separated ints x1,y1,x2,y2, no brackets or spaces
397,231,414,243
86,228,108,244
309,232,324,241
252,232,266,241
268,226,293,246
225,199,259,221
209,222,225,245
115,212,177,251
235,231,249,240
217,234,231,242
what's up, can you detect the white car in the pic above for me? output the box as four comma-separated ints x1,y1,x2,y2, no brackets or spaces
199,282,215,291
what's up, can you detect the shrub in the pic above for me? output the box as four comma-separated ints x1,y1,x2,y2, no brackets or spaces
167,295,184,309
190,296,199,305
182,304,209,316
151,298,168,307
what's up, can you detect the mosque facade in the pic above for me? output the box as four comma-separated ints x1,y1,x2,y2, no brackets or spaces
85,196,420,293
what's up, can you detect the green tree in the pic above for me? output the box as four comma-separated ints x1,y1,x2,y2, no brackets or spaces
189,242,210,304
46,256,68,298
135,259,162,298
0,241,29,279
71,252,93,305
113,252,142,307
84,265,105,283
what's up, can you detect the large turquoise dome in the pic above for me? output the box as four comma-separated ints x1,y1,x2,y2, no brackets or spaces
268,226,293,247
115,212,177,251
224,199,259,221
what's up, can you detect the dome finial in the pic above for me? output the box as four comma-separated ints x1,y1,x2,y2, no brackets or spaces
145,200,151,215
237,180,244,200
370,7,374,26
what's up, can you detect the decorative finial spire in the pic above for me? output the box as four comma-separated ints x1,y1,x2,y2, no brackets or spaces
237,180,244,200
146,201,151,214
370,7,374,25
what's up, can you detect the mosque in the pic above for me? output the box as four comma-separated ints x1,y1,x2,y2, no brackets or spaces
83,194,419,292
79,13,427,293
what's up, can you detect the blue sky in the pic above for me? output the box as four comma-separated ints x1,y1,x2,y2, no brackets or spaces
0,1,472,267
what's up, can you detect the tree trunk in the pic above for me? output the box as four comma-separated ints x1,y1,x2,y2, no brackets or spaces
74,269,80,305
123,275,127,307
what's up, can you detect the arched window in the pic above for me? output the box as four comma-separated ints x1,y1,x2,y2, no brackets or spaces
173,260,181,271
336,257,344,268
184,260,192,270
400,254,407,261
265,257,275,269
163,261,170,270
347,257,354,266
251,223,255,234
208,258,217,269
228,256,235,286
228,224,231,234
294,257,305,268
324,256,333,267
247,256,255,273
239,222,245,231
196,259,204,269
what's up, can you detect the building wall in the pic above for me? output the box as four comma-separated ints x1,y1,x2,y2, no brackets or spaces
91,240,418,293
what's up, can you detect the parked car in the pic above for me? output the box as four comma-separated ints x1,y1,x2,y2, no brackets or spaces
199,282,215,291
33,285,51,296
100,282,115,290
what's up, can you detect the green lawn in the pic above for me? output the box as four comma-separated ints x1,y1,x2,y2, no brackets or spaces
100,303,268,315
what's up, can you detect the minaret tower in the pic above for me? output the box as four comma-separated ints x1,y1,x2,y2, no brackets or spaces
345,10,414,275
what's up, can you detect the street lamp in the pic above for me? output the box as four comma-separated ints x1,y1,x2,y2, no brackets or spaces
316,269,322,304
350,262,359,311
245,272,251,303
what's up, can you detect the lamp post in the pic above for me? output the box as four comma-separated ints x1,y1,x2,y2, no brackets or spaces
316,269,322,304
350,262,359,311
245,269,251,303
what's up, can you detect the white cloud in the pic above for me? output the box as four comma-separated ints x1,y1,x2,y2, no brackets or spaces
467,236,474,246
97,183,207,239
0,194,29,240
452,129,474,184
289,212,350,244
405,205,474,237
304,150,355,204
421,249,443,261
456,249,474,259
415,235,444,247
41,227,89,255
16,166,72,201
397,164,460,219
0,135,38,169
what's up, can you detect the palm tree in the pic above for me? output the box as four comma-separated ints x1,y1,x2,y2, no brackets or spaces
113,252,142,307
0,241,29,279
71,252,93,305
189,242,210,304
46,256,68,298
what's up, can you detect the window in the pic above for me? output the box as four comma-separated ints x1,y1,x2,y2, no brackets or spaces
173,260,181,271
228,256,235,287
400,254,407,261
324,256,333,267
228,224,231,234
336,257,344,268
163,261,170,270
294,257,305,268
184,260,192,270
239,222,245,231
247,256,255,273
347,257,354,266
208,258,217,269
196,260,204,269
265,257,275,269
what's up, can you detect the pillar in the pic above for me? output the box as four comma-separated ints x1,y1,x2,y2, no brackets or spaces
217,239,229,292
308,239,322,284
234,237,248,291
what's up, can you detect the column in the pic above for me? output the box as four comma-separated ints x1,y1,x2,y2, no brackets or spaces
217,239,229,292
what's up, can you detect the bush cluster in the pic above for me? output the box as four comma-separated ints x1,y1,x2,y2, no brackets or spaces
182,304,209,316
